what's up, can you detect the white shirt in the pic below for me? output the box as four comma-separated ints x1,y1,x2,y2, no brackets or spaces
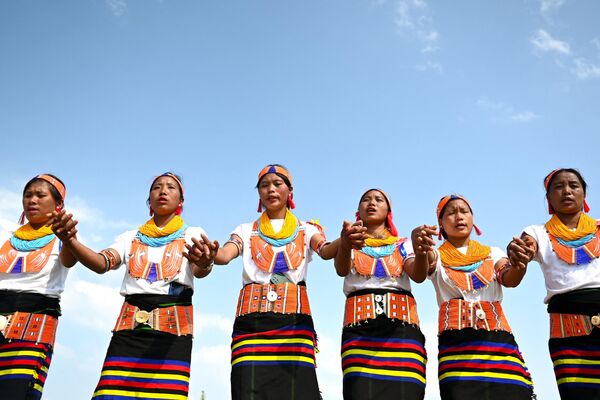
524,224,600,303
343,240,415,296
429,245,506,306
108,226,206,296
0,231,69,298
232,219,320,285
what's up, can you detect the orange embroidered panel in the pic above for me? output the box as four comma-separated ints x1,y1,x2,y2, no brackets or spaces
442,258,495,292
548,230,600,265
249,222,306,273
0,239,56,274
128,239,185,282
352,247,404,278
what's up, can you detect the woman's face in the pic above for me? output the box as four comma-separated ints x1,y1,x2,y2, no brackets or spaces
258,173,290,213
22,180,59,226
358,190,388,227
441,199,473,240
547,171,585,215
149,176,182,216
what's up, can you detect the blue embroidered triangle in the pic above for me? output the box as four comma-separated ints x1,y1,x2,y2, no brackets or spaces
147,263,158,283
471,274,485,290
12,257,23,274
273,252,289,273
575,248,592,265
373,259,387,278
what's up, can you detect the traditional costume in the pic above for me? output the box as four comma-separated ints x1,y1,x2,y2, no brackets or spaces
91,174,204,400
431,195,534,400
229,165,324,400
522,170,600,400
341,189,426,400
0,175,69,400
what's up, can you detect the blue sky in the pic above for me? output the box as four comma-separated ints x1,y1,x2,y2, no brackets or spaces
1,1,599,398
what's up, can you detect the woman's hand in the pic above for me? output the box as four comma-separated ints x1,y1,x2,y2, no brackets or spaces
507,235,536,269
185,233,219,273
341,220,367,250
49,209,78,242
411,225,438,255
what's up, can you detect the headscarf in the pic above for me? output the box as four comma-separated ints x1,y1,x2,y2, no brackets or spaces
355,188,398,237
256,164,295,212
544,168,590,214
436,194,482,240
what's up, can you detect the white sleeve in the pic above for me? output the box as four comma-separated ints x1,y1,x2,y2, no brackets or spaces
490,246,507,264
401,239,415,260
107,230,135,270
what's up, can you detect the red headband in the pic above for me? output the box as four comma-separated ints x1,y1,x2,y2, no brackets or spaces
436,194,482,240
355,188,398,237
256,165,295,212
544,168,590,214
36,174,67,200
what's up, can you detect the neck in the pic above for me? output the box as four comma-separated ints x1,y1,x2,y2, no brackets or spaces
266,207,287,219
153,213,176,228
366,223,388,238
28,221,48,230
447,236,470,248
555,211,581,229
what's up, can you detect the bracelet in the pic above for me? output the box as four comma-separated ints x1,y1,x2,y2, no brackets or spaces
99,249,119,272
100,252,110,274
225,236,243,256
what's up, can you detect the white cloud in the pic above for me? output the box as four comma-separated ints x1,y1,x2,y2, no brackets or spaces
415,61,442,73
395,0,441,49
194,312,232,336
477,97,540,123
571,58,600,80
61,279,123,331
106,0,127,17
531,29,571,55
540,0,566,14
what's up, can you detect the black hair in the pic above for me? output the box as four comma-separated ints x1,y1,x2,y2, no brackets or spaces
23,174,65,205
256,164,293,189
545,168,587,195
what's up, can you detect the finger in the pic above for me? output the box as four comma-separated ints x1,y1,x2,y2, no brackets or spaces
343,220,352,229
191,237,204,248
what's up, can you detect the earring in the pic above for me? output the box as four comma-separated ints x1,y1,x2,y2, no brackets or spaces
257,199,262,213
175,203,183,215
287,193,296,209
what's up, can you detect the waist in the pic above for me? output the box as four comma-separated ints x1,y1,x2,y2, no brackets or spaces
547,288,600,314
236,282,311,317
0,290,61,317
0,311,58,346
549,312,600,338
438,299,511,334
343,290,419,327
113,301,193,336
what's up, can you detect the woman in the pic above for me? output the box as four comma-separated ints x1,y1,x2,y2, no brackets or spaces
214,164,337,400
334,189,429,400
508,168,600,400
0,174,75,399
417,194,534,400
51,172,216,400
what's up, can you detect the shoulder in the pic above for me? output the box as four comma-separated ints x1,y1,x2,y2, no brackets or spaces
185,226,207,238
114,229,138,242
0,230,11,243
523,224,545,240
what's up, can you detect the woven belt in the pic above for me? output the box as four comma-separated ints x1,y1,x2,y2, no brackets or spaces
549,312,600,339
343,292,420,327
0,311,58,347
113,302,193,336
438,299,512,334
236,282,311,317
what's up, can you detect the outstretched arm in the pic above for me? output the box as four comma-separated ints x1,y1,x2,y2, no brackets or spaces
214,234,242,265
334,220,367,277
503,233,537,287
405,225,438,283
50,209,118,274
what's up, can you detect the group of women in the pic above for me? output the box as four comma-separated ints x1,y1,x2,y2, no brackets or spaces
0,165,597,400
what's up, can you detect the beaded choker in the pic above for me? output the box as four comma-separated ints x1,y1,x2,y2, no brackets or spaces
545,214,600,265
438,240,494,291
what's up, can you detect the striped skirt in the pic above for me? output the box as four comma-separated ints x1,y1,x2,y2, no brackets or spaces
231,313,320,400
91,330,192,400
341,317,426,400
438,329,534,399
0,340,52,400
550,335,600,399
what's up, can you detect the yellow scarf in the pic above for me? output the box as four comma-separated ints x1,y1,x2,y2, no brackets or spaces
259,209,298,239
138,215,185,238
13,224,54,240
438,240,491,267
365,231,398,247
545,213,597,241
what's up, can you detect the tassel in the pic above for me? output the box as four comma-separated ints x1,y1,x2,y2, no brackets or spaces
287,193,295,209
438,229,443,240
355,211,361,222
257,199,262,213
18,212,25,225
175,203,183,215
386,211,398,237
149,208,154,216
584,199,591,213
474,224,482,236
